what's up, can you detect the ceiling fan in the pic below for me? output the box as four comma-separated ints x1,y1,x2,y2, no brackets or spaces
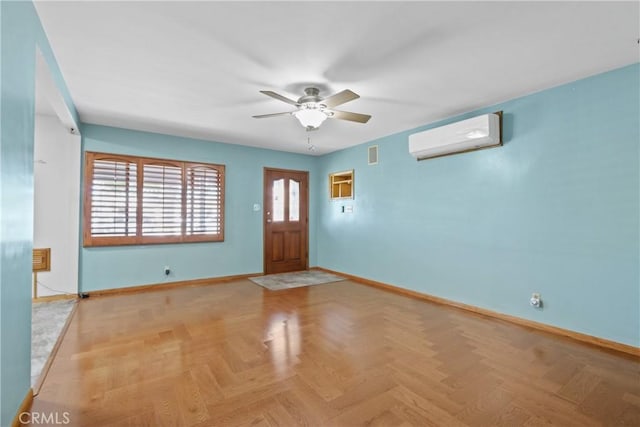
253,87,371,131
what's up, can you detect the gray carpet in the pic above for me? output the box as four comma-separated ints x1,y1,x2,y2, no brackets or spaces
250,270,346,291
31,299,76,387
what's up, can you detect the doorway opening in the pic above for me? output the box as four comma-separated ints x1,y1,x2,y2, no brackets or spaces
31,48,81,392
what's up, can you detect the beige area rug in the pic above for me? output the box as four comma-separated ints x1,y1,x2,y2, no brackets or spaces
250,270,346,291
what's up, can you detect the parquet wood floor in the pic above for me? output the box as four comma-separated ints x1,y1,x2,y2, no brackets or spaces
28,280,639,426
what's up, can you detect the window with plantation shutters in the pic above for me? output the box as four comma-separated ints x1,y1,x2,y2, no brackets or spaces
91,158,138,235
83,152,225,247
142,162,183,239
185,164,223,238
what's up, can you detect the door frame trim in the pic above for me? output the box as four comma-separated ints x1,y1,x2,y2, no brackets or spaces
263,167,310,274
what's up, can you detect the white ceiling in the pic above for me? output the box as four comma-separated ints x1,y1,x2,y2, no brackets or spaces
34,1,639,155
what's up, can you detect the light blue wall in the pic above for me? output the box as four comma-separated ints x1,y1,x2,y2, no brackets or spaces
317,63,640,347
0,1,77,424
0,0,3,418
80,125,318,292
1,3,36,424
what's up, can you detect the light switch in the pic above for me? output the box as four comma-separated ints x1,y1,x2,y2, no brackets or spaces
345,205,353,213
253,204,261,211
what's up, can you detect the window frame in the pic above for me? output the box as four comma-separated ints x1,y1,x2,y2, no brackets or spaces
83,151,225,247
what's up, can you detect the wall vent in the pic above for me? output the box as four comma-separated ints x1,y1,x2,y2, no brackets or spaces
33,248,51,272
368,145,378,165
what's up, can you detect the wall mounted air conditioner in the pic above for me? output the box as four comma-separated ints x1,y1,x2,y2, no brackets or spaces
409,112,502,160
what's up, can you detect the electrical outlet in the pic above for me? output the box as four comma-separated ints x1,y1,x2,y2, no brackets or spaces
164,266,171,276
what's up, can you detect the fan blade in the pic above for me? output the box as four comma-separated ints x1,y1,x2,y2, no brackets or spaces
260,90,300,106
252,111,294,119
330,110,371,124
322,89,359,108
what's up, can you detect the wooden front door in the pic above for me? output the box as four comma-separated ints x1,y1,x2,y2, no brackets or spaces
264,168,309,274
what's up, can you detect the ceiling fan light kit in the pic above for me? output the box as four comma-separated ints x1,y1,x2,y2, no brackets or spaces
253,87,371,132
293,107,328,130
